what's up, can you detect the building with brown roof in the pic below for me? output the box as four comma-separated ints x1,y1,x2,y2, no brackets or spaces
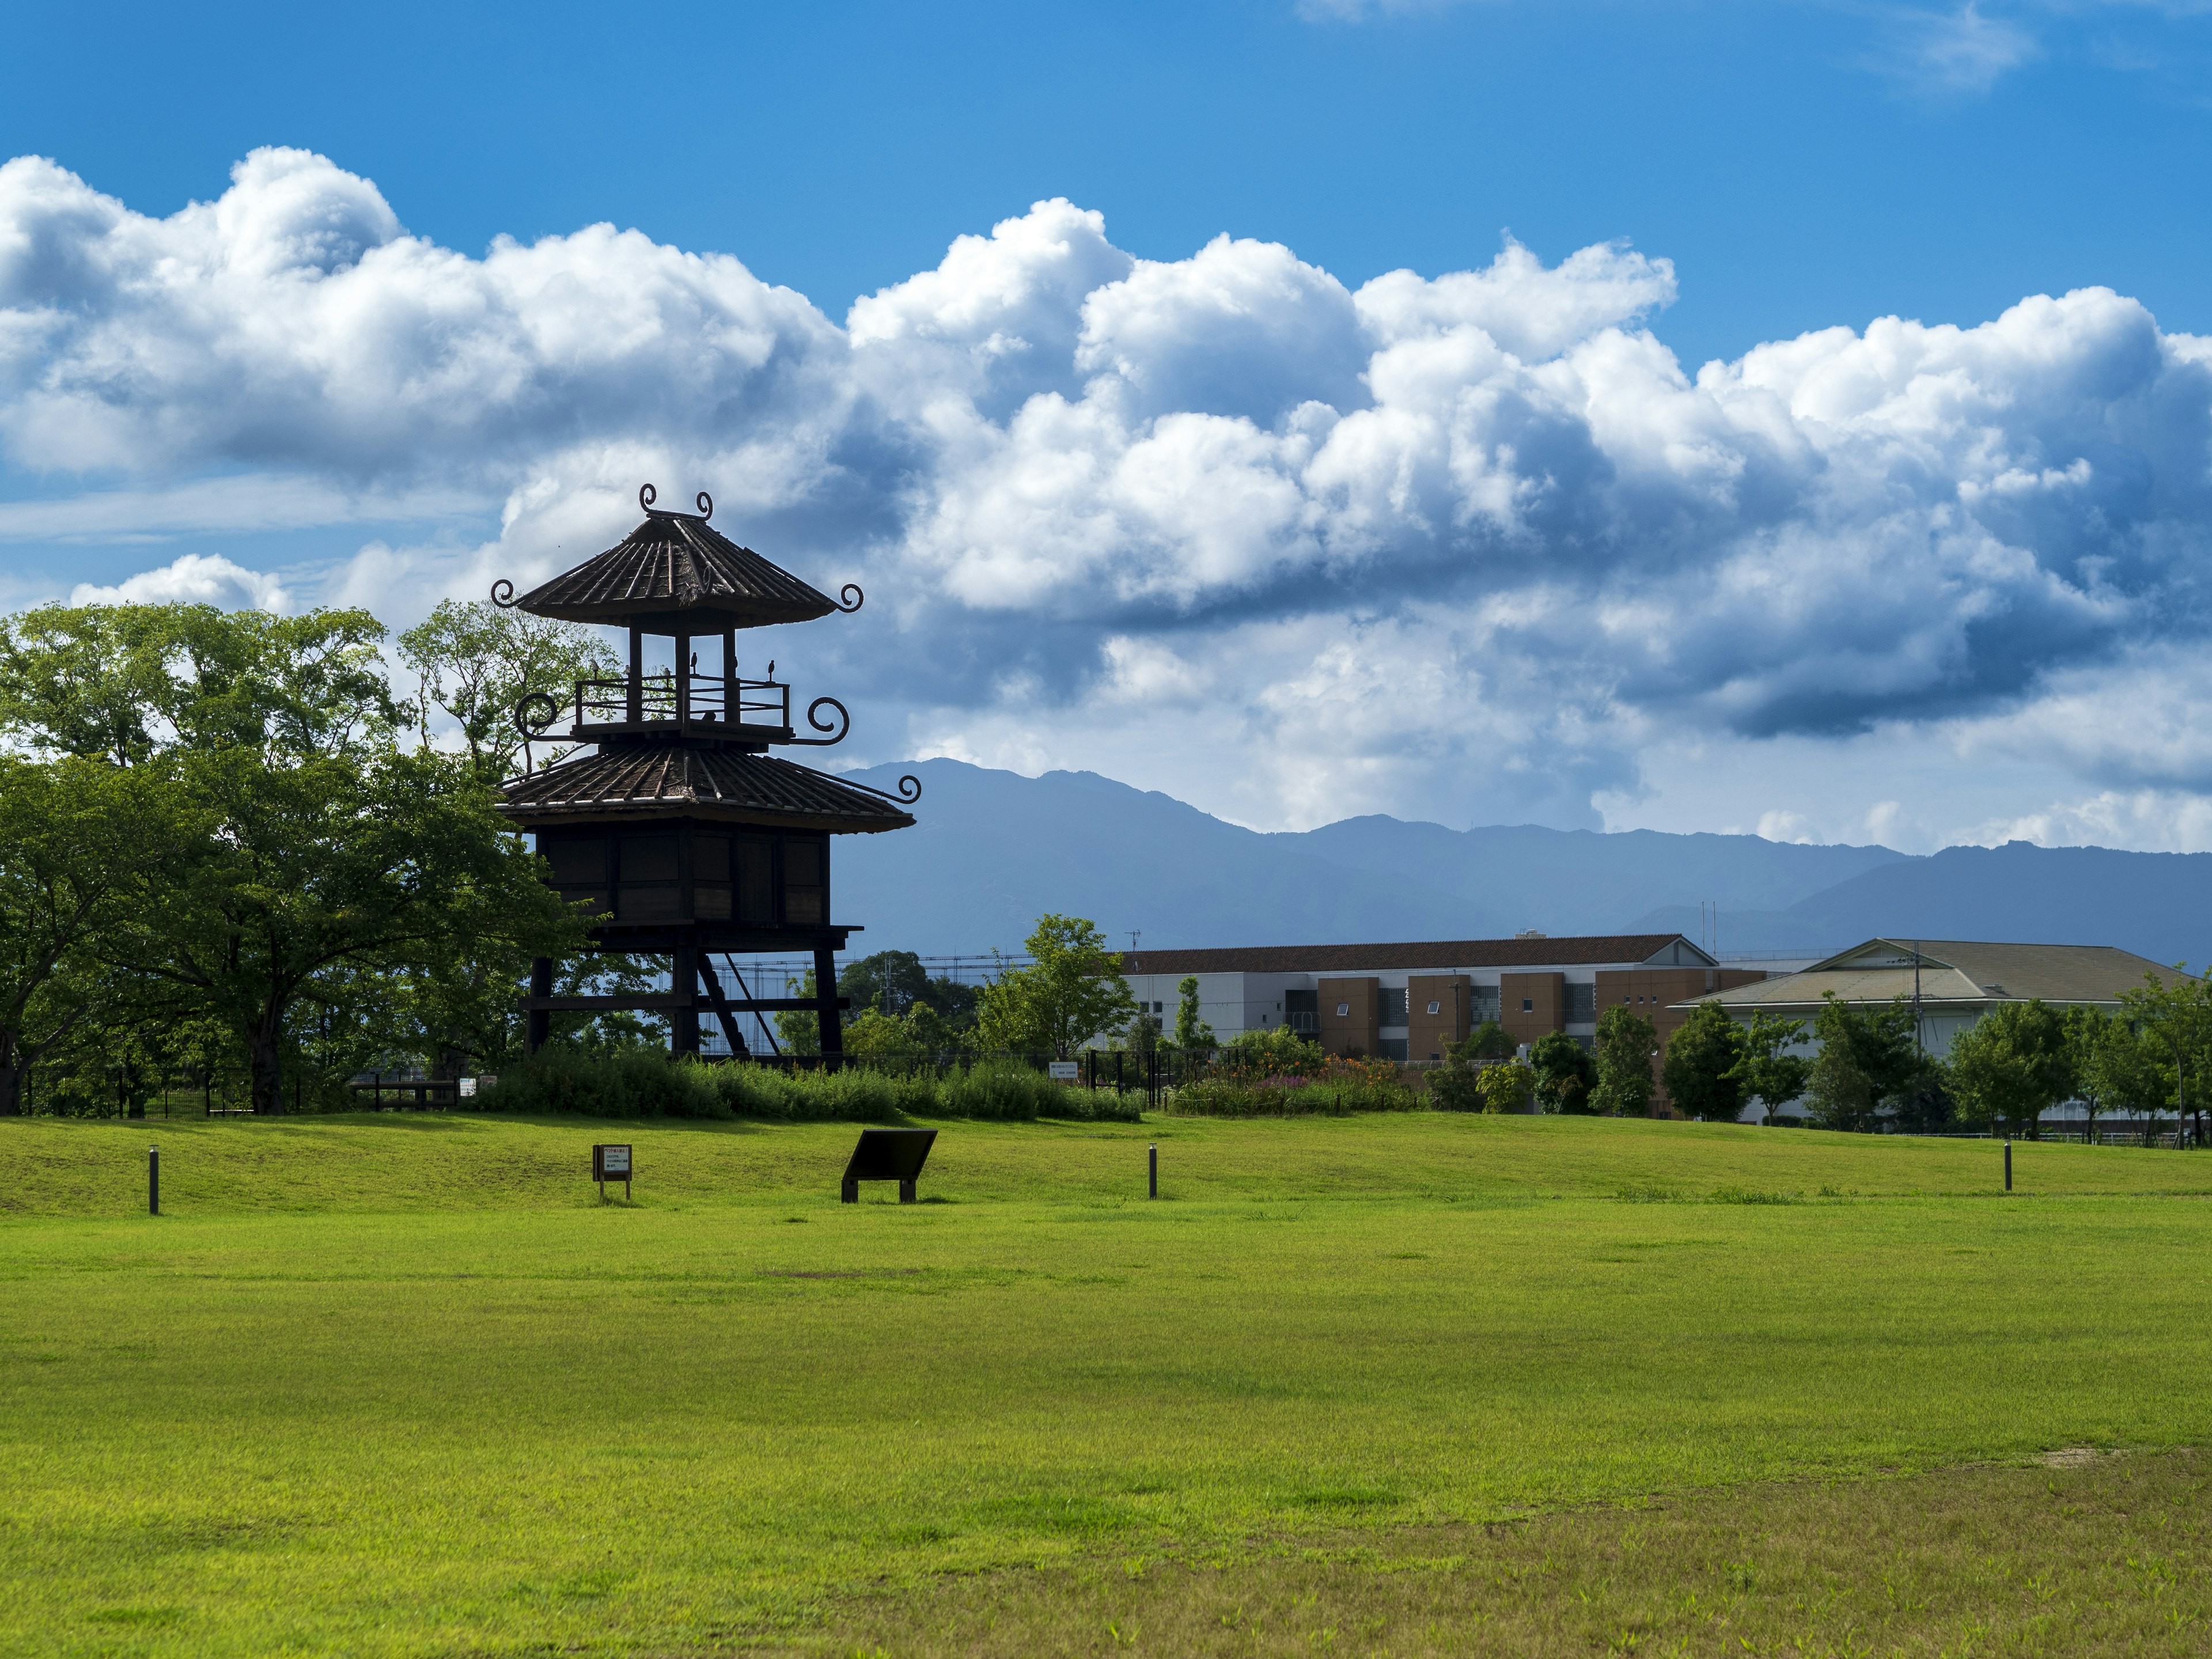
1678,938,2182,1059
1122,933,1768,1062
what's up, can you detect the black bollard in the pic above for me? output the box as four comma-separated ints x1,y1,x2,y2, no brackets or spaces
1149,1143,1158,1200
2004,1139,2012,1193
149,1146,159,1216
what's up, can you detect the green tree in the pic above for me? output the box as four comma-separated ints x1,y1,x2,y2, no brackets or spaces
841,950,933,1020
1802,1036,1876,1131
111,745,581,1112
1661,1001,1748,1122
1173,975,1217,1053
975,915,1138,1059
1802,994,1926,1130
397,600,618,781
1479,1060,1536,1113
1591,1005,1658,1116
1730,1010,1810,1126
0,756,202,1114
2118,971,2212,1143
1528,1030,1596,1113
2072,1005,2165,1141
1457,1020,1516,1062
0,603,396,765
1945,999,2074,1139
2063,1006,2128,1142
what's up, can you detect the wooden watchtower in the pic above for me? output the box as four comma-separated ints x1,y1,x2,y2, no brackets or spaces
493,484,916,1066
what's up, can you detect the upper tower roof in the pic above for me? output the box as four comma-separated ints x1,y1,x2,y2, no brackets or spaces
506,486,849,633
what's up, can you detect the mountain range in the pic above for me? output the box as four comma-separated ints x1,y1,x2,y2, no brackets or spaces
830,759,2212,970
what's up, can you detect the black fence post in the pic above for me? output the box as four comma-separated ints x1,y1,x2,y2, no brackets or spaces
1148,1142,1157,1200
148,1146,159,1217
2004,1139,2013,1192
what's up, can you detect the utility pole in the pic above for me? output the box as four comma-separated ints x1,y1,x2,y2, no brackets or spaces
1912,940,1924,1056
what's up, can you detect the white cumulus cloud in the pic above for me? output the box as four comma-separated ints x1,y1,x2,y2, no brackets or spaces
5,148,2212,842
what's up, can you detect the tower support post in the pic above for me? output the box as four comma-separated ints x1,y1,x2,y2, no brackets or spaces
814,941,843,1071
672,944,701,1059
527,957,553,1054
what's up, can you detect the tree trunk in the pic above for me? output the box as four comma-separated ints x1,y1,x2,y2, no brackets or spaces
0,1061,18,1117
249,1024,285,1115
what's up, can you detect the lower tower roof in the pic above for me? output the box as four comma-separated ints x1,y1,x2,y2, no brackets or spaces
498,746,917,834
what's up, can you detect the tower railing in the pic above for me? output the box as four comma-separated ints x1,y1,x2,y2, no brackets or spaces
571,671,793,736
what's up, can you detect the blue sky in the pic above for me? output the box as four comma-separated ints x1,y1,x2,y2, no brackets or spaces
3,1,2212,853
9,1,2209,368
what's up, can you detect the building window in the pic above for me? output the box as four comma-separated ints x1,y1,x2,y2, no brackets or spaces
1521,998,1533,1013
1336,1002,1350,1017
1379,988,1408,1027
1426,999,1441,1016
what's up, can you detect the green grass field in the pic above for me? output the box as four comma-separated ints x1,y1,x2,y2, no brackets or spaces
4,1111,2209,1656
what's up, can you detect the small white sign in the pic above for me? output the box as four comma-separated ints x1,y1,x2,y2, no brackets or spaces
457,1077,477,1099
601,1144,631,1175
1048,1061,1080,1081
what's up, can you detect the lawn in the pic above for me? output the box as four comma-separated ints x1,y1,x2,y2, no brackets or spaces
3,1111,2209,1656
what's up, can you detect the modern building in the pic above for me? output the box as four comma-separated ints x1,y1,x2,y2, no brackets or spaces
1678,938,2182,1062
1120,934,1770,1062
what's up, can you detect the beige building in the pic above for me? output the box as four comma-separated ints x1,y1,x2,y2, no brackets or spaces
1680,938,2181,1060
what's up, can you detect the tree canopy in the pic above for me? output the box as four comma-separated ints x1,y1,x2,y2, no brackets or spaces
1945,998,2073,1139
1661,1001,1747,1122
0,599,589,1113
1592,1005,1658,1117
1730,1010,1810,1126
976,915,1137,1059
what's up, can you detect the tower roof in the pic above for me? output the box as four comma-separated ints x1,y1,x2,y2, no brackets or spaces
498,745,916,834
507,488,846,633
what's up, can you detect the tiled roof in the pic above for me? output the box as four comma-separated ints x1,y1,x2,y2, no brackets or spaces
1120,935,1706,975
512,509,840,631
499,745,915,834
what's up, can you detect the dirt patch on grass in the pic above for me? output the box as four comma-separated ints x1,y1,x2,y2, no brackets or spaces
803,1449,2211,1657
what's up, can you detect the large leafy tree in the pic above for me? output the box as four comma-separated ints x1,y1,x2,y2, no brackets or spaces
840,950,933,1019
2070,1004,2165,1140
1591,1005,1658,1117
397,600,618,781
976,914,1138,1059
1528,1030,1596,1113
0,603,395,764
1457,1020,1516,1062
109,744,582,1111
1730,1010,1810,1126
0,756,202,1114
0,603,581,1112
2117,971,2212,1142
1661,1000,1748,1122
1802,994,1925,1130
1945,998,2074,1139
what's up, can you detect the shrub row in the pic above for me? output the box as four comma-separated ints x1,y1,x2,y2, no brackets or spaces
1163,1073,1426,1118
475,1050,1142,1123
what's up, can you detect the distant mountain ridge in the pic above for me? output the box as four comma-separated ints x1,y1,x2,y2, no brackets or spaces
830,759,2212,970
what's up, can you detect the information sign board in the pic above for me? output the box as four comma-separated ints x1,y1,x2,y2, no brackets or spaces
592,1142,632,1198
1047,1061,1080,1081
